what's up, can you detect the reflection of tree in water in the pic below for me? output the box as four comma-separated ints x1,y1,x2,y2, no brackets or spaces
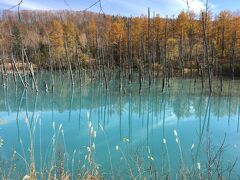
172,79,191,120
1,73,240,124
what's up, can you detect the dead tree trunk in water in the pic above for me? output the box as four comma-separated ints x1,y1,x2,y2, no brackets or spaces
10,47,26,88
195,37,199,83
231,31,236,80
162,16,168,92
10,58,17,84
23,48,38,92
179,28,184,77
195,35,204,89
189,28,194,77
101,46,108,90
21,49,27,85
96,32,108,91
47,46,55,91
64,39,75,86
74,44,81,86
127,18,132,84
1,49,7,84
156,23,161,78
96,31,101,83
202,11,212,93
220,65,223,92
148,8,152,88
138,37,143,93
119,39,123,92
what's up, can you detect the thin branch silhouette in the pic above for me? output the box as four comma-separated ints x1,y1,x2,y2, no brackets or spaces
63,0,72,10
83,0,104,14
7,0,23,21
7,0,23,10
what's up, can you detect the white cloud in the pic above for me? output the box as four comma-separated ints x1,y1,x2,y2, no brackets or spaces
175,0,215,13
157,0,205,14
188,0,205,12
104,0,211,16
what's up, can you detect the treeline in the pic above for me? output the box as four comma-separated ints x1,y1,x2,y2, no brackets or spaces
0,9,240,77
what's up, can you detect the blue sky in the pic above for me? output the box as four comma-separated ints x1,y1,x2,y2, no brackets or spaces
0,0,239,16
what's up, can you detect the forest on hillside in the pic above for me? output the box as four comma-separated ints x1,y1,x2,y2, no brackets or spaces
0,9,240,78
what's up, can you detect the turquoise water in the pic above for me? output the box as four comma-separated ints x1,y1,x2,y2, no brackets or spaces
0,72,240,178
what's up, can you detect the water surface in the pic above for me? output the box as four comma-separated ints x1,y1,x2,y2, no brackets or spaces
0,72,240,178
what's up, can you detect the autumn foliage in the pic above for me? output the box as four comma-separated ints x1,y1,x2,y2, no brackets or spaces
0,10,239,75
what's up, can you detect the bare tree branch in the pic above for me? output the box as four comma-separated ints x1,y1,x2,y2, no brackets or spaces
7,0,23,10
7,0,23,21
63,0,72,10
98,0,104,14
84,0,99,11
83,0,104,14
